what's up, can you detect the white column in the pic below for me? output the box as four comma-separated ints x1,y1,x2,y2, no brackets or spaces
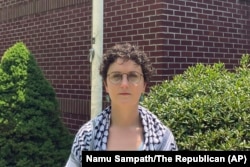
90,0,103,119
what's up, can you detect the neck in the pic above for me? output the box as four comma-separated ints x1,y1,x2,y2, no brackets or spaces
110,103,141,128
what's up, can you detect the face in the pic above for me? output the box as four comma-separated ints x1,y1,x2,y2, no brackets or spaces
105,58,146,106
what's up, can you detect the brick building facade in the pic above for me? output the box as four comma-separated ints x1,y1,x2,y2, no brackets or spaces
0,0,249,133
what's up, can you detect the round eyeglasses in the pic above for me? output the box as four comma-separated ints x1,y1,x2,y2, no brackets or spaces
107,71,143,85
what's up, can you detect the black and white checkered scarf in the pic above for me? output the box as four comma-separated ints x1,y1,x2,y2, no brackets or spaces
71,105,178,163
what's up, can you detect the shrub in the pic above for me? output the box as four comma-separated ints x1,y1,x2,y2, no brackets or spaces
142,54,250,150
0,42,73,166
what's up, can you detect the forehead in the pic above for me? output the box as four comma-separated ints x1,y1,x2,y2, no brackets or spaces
108,58,141,72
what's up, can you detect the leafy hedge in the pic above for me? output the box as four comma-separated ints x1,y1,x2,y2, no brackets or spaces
0,42,73,166
142,54,250,150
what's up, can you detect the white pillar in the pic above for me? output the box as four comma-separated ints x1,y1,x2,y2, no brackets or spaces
90,0,103,119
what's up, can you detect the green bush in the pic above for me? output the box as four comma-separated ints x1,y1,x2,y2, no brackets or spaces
0,42,73,166
142,54,250,150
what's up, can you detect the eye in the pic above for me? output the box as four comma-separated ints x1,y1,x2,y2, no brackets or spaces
110,73,122,81
128,72,139,82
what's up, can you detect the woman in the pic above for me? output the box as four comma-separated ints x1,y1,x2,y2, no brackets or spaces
65,43,178,166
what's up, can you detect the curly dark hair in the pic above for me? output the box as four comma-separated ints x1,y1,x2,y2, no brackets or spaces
99,43,153,83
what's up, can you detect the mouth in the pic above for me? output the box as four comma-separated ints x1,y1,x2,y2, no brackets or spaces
119,93,130,95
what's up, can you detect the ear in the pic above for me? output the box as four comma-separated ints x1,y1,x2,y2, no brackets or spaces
143,82,147,92
104,81,109,93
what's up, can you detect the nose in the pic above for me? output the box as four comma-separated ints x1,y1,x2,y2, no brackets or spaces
120,74,129,87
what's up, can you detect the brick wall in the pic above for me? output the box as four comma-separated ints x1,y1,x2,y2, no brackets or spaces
0,0,249,134
0,0,27,7
0,0,93,133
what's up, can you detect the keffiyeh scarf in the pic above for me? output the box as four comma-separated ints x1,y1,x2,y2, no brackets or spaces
71,105,177,163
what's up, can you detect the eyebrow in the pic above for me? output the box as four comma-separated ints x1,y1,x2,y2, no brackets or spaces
109,71,140,74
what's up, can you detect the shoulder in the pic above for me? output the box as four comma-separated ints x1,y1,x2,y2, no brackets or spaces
76,120,93,141
70,119,93,163
72,119,93,151
139,105,178,150
139,105,166,129
71,106,111,151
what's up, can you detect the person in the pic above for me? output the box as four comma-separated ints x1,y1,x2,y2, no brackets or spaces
65,43,178,166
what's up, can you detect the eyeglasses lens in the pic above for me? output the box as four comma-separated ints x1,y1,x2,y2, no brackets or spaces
109,72,141,84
